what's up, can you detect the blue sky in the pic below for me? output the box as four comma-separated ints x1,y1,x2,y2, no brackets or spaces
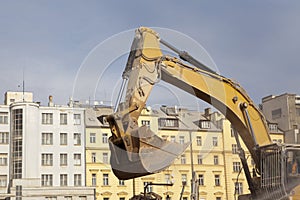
0,1,300,108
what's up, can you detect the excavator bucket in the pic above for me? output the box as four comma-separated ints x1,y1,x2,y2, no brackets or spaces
109,125,189,180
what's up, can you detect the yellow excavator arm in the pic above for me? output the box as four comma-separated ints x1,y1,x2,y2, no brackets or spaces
104,27,300,200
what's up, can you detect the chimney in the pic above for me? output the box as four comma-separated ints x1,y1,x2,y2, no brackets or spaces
204,108,211,119
48,95,54,107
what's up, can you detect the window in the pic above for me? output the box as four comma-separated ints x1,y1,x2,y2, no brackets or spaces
158,118,179,127
197,154,203,165
79,197,87,200
60,133,68,145
41,174,53,186
119,180,125,186
42,133,53,145
232,144,239,154
0,154,8,166
179,136,185,144
12,109,22,179
103,174,109,186
92,174,97,186
196,136,202,146
74,133,81,145
74,174,82,186
91,153,96,163
235,182,243,195
297,108,300,116
74,154,81,166
42,154,53,166
181,174,187,184
0,132,9,144
60,154,68,166
233,162,241,172
165,174,171,184
42,113,53,124
214,155,219,165
212,137,218,146
64,197,72,200
272,108,282,119
215,175,220,186
231,125,236,137
60,174,68,186
90,133,96,143
0,112,8,124
144,182,153,193
60,113,67,125
183,198,188,200
269,123,278,132
198,174,204,186
181,154,186,164
103,152,108,164
216,197,221,200
141,120,150,127
103,198,109,200
0,175,7,187
74,114,81,125
102,133,108,144
200,120,211,129
170,136,176,142
119,198,125,200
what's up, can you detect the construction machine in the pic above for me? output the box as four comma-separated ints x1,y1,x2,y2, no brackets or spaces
103,27,300,199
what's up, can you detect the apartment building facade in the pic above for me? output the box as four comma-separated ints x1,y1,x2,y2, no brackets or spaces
0,92,95,200
262,93,300,143
85,105,284,200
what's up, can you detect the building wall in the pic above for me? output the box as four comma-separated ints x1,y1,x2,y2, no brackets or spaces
84,107,285,200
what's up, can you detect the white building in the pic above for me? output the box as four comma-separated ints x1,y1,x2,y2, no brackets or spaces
0,92,95,200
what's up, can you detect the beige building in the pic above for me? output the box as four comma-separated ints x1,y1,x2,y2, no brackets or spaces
85,105,283,200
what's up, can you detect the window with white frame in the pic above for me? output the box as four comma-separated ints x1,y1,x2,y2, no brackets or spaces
181,174,187,184
90,133,96,143
41,154,53,166
233,162,241,172
170,135,176,142
60,154,68,166
74,174,82,186
91,152,96,163
197,154,203,165
232,144,239,154
119,180,125,186
144,182,153,193
200,120,211,129
0,132,9,144
102,133,108,144
73,114,81,125
60,113,67,125
79,196,87,200
212,136,218,146
141,120,150,127
103,173,109,186
42,113,53,125
0,175,7,187
198,174,204,186
214,155,219,165
92,174,97,186
0,112,8,124
64,196,72,200
179,136,185,144
60,133,67,145
74,154,81,166
215,174,220,186
0,154,8,166
74,133,81,145
103,152,108,164
196,136,202,146
181,154,186,164
235,182,243,195
165,174,171,184
60,174,68,186
41,174,53,186
42,133,53,145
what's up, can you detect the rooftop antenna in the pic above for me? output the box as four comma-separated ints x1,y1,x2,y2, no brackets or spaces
22,67,25,102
